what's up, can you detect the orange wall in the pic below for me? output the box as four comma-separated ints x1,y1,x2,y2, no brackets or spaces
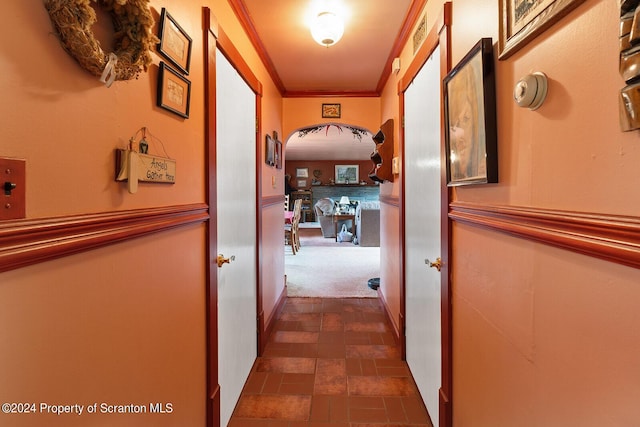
5,1,640,425
282,97,381,139
380,0,640,425
0,1,283,426
379,201,402,336
377,43,403,326
0,227,207,427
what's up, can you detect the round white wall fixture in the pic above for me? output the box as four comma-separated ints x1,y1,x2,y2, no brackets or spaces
513,72,548,110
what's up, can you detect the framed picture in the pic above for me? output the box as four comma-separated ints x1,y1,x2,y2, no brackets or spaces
297,179,307,188
275,140,282,169
499,0,585,59
157,62,191,118
265,134,275,166
335,165,359,184
444,38,498,187
322,103,341,118
157,8,192,74
296,167,308,178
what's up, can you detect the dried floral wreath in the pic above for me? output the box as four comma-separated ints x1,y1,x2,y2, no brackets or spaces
44,0,158,87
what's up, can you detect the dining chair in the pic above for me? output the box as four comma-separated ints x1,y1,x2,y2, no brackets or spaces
285,199,301,254
284,194,290,211
292,198,302,252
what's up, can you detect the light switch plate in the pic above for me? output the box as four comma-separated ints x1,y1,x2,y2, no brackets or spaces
392,157,400,174
1,157,26,220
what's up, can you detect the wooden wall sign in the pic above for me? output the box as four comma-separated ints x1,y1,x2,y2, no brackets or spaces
116,149,176,193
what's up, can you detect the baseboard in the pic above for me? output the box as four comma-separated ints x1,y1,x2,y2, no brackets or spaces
260,284,287,353
376,287,401,344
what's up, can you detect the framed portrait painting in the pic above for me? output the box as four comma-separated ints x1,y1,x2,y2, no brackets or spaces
499,0,585,59
444,38,498,187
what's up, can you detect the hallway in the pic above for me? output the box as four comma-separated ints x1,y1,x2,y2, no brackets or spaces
228,297,433,426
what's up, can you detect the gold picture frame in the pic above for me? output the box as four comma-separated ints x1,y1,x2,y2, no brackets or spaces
322,103,341,118
499,0,585,59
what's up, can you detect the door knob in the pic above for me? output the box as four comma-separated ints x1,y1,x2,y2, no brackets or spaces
216,254,235,268
425,257,442,272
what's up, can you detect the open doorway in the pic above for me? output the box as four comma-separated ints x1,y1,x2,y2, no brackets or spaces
283,123,381,298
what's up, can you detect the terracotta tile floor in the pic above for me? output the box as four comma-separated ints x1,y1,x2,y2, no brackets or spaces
228,297,433,427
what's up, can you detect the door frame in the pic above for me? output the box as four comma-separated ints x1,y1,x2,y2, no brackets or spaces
203,8,263,427
398,3,452,427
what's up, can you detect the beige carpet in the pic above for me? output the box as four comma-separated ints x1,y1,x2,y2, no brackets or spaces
285,228,379,298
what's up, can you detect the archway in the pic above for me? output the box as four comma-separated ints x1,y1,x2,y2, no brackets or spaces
283,122,381,298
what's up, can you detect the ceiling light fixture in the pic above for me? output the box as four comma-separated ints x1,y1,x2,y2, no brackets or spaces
310,11,344,47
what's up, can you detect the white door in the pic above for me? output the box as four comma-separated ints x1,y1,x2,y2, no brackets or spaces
216,49,257,427
404,45,442,426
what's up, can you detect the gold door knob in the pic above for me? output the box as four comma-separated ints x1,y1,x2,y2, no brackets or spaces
217,254,235,268
425,257,442,272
